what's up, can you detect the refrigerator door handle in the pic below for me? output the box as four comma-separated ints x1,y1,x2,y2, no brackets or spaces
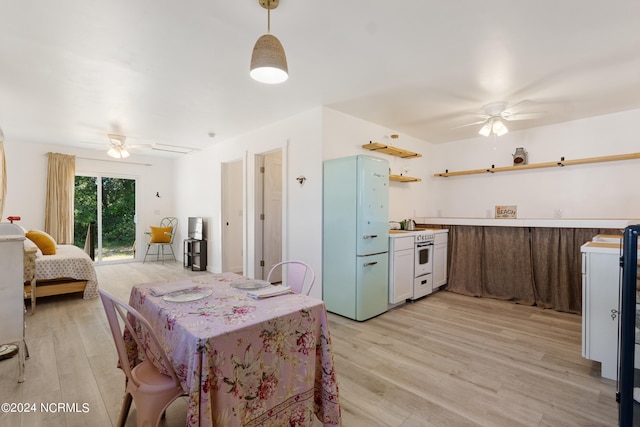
363,261,378,267
363,234,378,239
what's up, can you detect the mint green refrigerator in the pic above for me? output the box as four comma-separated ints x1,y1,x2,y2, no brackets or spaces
323,155,389,321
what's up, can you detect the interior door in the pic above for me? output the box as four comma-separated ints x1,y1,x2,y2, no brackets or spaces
221,160,244,274
262,151,282,281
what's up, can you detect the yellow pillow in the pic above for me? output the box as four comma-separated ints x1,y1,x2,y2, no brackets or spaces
150,226,172,243
26,230,57,255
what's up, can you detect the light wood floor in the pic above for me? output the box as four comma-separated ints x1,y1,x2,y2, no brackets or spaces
0,261,617,426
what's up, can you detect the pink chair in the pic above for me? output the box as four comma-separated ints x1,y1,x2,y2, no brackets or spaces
266,260,315,295
99,289,184,427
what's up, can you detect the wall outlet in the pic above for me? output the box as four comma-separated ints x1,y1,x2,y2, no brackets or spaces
553,208,563,218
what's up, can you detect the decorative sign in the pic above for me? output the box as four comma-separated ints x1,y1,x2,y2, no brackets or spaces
495,205,517,219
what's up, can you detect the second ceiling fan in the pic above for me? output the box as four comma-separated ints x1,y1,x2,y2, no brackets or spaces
463,100,544,137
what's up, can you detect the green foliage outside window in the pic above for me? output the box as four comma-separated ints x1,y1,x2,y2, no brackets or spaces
74,175,136,259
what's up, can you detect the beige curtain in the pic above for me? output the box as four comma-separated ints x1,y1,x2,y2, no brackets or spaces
44,153,75,244
0,141,6,220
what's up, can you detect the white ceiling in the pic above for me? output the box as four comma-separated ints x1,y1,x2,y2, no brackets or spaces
1,1,639,157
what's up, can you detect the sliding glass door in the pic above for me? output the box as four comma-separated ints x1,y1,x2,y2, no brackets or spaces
74,174,137,263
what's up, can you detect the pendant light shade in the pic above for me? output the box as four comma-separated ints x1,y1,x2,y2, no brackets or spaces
250,0,288,84
250,34,288,84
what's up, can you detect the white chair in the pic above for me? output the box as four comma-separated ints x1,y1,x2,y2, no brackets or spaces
266,260,315,295
143,217,178,263
99,289,184,427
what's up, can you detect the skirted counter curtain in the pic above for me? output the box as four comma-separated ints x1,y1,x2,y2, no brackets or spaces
45,152,75,244
421,224,621,314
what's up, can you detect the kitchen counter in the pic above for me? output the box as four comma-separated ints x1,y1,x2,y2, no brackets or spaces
414,217,640,229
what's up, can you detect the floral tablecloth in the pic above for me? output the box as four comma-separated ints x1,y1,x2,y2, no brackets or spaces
127,272,341,427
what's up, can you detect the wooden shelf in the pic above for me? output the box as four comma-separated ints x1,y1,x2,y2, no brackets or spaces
362,142,422,159
390,174,421,182
434,152,640,177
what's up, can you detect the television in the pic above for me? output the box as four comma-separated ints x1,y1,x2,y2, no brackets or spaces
188,217,204,240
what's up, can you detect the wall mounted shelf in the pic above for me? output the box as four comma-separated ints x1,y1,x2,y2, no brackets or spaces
362,142,422,159
434,152,640,178
390,174,421,182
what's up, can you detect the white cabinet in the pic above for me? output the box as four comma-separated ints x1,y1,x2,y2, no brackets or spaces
389,236,414,303
581,241,622,380
0,223,26,382
433,231,448,289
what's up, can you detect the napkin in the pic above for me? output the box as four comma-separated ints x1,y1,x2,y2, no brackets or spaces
150,280,197,296
247,285,292,299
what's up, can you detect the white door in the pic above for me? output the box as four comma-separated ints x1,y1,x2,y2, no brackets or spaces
222,160,243,274
262,151,282,281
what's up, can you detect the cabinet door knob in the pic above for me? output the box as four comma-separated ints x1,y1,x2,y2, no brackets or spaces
611,309,618,320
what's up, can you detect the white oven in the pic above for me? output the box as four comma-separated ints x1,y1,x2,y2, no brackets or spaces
415,241,433,277
411,231,435,300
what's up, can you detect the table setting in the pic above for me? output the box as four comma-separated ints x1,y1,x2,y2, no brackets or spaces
125,272,341,427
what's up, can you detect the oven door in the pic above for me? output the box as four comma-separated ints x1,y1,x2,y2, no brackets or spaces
415,242,433,277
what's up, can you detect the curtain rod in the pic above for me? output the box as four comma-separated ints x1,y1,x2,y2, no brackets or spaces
77,156,152,166
44,154,152,166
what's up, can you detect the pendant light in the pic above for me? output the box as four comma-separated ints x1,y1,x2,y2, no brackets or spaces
250,0,288,84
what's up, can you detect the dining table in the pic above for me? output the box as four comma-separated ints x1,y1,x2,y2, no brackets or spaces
125,272,342,427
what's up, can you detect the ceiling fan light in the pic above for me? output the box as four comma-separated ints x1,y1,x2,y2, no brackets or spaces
479,121,492,137
107,147,130,159
250,34,288,84
492,118,508,136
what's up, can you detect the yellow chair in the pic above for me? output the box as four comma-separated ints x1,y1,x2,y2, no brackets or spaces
143,217,177,263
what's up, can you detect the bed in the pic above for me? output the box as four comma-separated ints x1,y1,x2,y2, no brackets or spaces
23,242,99,304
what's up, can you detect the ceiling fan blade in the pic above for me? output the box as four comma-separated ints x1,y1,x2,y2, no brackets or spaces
503,112,545,121
503,99,531,112
151,144,198,154
455,119,488,129
127,143,153,150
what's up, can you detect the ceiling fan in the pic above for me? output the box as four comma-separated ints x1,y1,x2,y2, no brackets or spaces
461,100,545,137
82,134,199,158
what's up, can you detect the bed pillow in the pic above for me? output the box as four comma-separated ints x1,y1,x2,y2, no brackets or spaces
150,226,173,243
26,230,57,255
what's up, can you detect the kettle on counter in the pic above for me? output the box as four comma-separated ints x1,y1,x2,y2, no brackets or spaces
406,219,416,231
